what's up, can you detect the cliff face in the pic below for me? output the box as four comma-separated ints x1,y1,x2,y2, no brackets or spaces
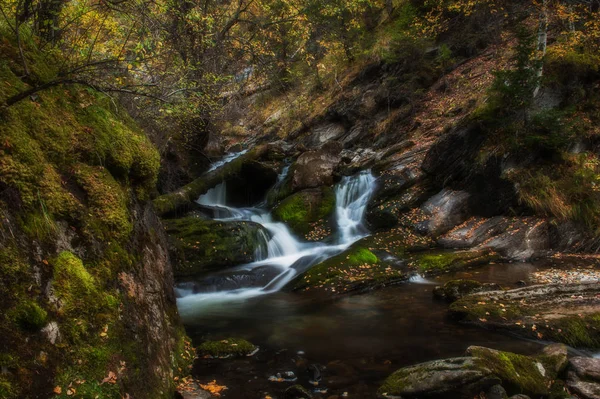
0,33,190,398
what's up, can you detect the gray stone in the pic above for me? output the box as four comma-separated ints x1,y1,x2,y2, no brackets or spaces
568,380,600,399
416,189,471,237
478,218,551,261
291,143,342,191
570,357,600,382
486,384,508,399
41,321,61,345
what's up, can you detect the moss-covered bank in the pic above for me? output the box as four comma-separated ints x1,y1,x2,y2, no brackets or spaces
0,28,188,398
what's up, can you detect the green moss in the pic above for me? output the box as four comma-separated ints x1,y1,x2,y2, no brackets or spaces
197,338,256,358
52,251,97,316
75,164,132,241
412,250,498,275
11,301,47,331
273,187,335,236
348,248,378,265
294,244,404,293
470,347,550,396
545,314,600,349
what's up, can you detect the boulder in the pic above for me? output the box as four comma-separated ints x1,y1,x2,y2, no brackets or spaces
291,142,342,191
410,249,499,276
165,217,269,276
567,357,600,399
378,357,500,398
272,187,335,239
366,182,433,230
438,217,508,249
310,123,346,146
478,218,552,261
415,189,471,237
284,384,313,399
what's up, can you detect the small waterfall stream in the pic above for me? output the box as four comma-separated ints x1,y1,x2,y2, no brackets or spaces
176,170,377,315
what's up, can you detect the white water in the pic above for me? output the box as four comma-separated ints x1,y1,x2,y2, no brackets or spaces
207,149,248,172
176,170,377,315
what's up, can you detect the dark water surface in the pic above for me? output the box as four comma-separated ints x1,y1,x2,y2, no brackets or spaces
182,262,555,398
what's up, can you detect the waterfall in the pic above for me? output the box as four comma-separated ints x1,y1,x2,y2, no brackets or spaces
177,170,377,312
207,149,248,172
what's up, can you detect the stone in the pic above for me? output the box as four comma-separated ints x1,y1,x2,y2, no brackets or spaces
165,217,270,276
378,357,499,398
41,321,61,345
291,143,342,191
415,189,471,237
569,357,600,382
541,344,568,374
568,381,600,399
486,384,508,399
310,123,346,146
477,218,551,261
438,217,508,249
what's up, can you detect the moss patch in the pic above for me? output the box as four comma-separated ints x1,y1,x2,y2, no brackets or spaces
197,338,256,358
410,250,499,276
273,187,335,239
293,244,406,294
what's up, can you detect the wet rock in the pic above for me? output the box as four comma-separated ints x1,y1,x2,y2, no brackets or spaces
486,384,508,399
291,143,342,191
568,357,600,399
541,344,569,374
165,217,269,276
273,187,336,239
509,395,531,399
570,357,600,381
410,249,499,276
197,338,257,358
449,283,600,349
178,381,212,399
378,357,499,398
269,371,298,383
415,189,471,237
433,279,501,302
284,384,313,399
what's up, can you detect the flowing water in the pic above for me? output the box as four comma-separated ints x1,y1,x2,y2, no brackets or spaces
175,167,594,398
176,171,377,316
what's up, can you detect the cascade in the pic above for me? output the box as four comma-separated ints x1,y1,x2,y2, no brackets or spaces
177,169,377,314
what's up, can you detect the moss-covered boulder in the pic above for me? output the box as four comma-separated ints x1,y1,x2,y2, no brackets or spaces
366,181,433,230
292,244,406,294
450,283,600,349
197,338,256,358
433,279,502,302
165,216,269,276
378,344,568,399
273,187,335,240
409,249,499,276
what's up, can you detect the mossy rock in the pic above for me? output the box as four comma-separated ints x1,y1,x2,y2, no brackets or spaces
433,279,502,302
165,217,269,276
273,187,335,239
409,249,499,276
449,284,600,349
292,243,406,294
197,338,256,358
467,345,567,397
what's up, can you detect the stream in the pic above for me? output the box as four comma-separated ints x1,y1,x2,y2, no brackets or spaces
174,156,592,398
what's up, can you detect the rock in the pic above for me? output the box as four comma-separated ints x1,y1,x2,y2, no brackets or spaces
310,123,346,146
449,283,600,348
433,279,502,302
478,218,551,261
415,189,471,237
467,346,564,397
41,321,61,345
568,381,600,399
509,395,531,399
486,384,508,399
568,357,600,399
378,357,500,398
541,344,568,374
366,182,433,230
570,357,600,381
178,381,212,399
165,217,269,276
291,143,342,191
438,217,508,249
272,187,336,239
197,338,256,358
284,384,313,399
410,249,499,276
